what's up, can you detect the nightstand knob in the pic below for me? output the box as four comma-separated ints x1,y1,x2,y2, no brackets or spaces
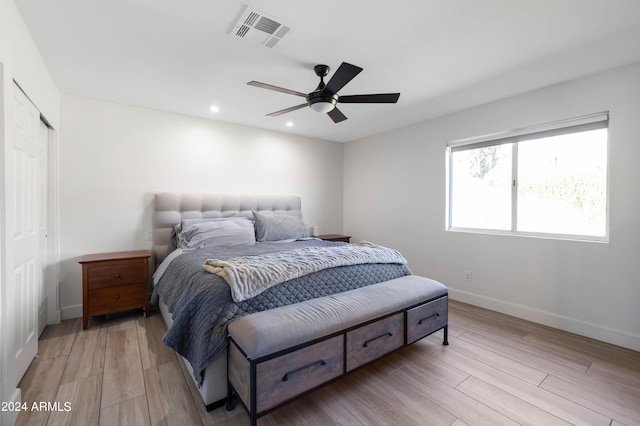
115,294,120,300
114,273,121,279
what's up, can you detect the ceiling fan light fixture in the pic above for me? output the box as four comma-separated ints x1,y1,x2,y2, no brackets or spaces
307,92,338,113
309,101,335,113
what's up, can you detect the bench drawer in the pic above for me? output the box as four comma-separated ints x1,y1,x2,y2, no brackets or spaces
406,296,448,344
346,313,404,372
255,335,343,413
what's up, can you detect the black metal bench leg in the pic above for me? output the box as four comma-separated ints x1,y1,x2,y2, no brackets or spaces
226,382,235,411
443,325,449,345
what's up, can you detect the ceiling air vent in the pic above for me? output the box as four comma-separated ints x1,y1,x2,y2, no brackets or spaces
231,6,292,48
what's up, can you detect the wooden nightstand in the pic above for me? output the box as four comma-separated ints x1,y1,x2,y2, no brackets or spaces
79,250,151,329
316,234,351,243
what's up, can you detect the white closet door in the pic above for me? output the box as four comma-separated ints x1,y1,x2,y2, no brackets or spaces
10,83,41,383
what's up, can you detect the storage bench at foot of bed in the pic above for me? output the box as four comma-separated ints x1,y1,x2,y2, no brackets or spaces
226,275,448,426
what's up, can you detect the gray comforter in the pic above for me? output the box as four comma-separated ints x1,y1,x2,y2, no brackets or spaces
154,239,411,384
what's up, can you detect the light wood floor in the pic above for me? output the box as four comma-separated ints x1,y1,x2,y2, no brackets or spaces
15,300,640,426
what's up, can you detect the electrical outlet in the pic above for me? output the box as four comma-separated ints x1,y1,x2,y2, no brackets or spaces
146,230,154,241
464,271,473,282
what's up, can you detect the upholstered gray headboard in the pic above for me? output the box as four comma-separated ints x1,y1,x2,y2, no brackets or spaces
152,193,303,265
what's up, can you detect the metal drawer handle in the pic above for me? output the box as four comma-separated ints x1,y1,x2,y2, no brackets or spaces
114,273,122,279
115,294,121,300
363,332,393,348
282,360,327,382
418,313,439,324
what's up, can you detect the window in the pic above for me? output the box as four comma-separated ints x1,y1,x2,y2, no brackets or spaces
447,113,609,241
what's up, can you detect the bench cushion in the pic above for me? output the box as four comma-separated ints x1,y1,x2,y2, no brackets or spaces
227,275,447,359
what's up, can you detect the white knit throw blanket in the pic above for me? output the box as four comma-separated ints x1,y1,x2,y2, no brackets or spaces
203,241,407,302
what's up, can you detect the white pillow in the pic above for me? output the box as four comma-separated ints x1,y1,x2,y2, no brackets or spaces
176,218,255,250
253,211,309,242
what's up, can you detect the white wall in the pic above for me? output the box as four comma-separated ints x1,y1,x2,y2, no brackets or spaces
0,0,60,128
344,61,640,351
58,95,344,318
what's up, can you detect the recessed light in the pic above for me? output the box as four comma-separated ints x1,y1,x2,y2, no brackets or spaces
209,105,220,113
285,121,294,127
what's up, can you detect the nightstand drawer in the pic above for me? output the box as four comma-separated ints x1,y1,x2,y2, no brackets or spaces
88,282,147,315
316,234,351,243
86,258,146,289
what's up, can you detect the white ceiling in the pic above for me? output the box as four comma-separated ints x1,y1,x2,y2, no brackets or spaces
14,0,640,143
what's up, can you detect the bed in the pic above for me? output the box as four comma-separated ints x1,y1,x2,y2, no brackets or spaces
151,193,413,409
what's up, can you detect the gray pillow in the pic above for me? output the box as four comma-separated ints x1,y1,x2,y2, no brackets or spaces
176,217,255,250
253,211,309,242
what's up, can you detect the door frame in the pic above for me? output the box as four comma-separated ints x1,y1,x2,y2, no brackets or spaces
37,119,60,335
0,60,10,426
44,118,60,326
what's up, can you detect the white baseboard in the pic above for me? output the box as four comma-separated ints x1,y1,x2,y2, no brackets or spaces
60,304,82,321
449,288,640,352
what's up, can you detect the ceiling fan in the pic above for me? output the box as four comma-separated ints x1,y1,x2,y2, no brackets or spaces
247,62,400,123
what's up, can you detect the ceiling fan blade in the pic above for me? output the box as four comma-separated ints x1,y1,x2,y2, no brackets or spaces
327,107,348,123
266,103,308,117
338,93,401,103
247,81,307,98
324,62,363,94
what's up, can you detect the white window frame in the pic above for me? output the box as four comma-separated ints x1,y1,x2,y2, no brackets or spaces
446,112,610,242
